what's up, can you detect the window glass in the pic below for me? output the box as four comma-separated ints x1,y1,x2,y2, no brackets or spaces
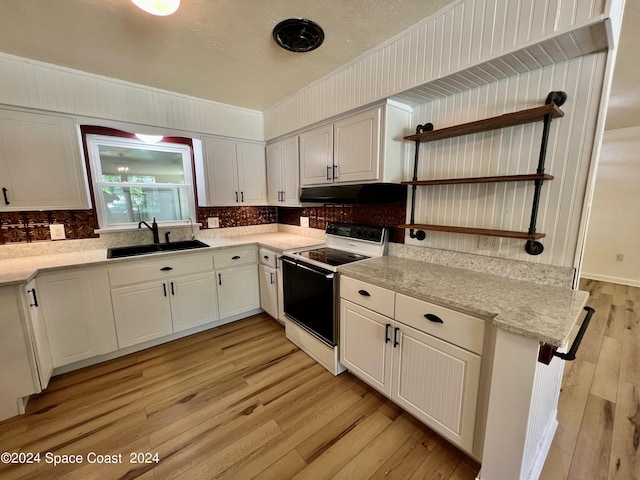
86,134,195,228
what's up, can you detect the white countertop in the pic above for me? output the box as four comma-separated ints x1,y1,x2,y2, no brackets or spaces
0,233,324,286
338,255,589,347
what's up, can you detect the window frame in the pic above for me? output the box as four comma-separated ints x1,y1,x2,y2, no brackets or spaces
85,132,197,230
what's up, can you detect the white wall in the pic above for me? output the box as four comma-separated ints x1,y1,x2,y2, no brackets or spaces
0,53,264,141
581,126,640,286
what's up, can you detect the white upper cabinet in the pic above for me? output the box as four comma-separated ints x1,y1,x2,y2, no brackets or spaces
266,136,300,205
299,102,411,187
201,136,267,206
0,109,89,211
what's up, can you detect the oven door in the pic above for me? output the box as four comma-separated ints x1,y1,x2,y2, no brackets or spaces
281,256,337,346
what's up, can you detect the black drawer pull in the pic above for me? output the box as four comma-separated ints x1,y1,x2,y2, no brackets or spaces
385,324,391,344
232,255,241,260
2,187,9,205
424,313,444,324
358,290,371,297
160,266,173,271
554,306,595,361
263,255,270,260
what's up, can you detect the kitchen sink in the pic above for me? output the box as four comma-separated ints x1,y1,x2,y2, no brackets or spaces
107,240,210,259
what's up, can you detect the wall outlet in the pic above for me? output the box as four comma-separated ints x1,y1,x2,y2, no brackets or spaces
615,253,624,262
49,224,66,240
478,235,500,251
300,216,310,228
207,217,220,228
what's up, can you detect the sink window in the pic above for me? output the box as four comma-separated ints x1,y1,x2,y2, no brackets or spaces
85,132,196,229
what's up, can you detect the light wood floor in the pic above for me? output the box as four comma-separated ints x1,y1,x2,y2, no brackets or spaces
540,279,640,480
0,312,479,480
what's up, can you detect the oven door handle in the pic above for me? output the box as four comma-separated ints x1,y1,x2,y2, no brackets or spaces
281,256,334,279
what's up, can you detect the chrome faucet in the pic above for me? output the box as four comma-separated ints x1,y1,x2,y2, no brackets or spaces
138,217,160,244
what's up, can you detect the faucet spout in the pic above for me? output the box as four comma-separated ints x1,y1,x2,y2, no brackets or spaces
138,217,160,244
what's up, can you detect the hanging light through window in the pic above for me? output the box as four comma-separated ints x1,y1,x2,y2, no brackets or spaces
131,0,180,16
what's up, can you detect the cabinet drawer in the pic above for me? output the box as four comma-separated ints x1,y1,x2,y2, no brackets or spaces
259,248,277,268
340,276,395,318
213,247,257,269
109,255,214,287
395,294,485,354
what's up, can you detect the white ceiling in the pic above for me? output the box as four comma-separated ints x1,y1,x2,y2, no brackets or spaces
0,0,637,129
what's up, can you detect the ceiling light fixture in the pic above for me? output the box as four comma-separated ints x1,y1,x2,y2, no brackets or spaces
135,133,164,143
273,19,325,53
131,0,180,16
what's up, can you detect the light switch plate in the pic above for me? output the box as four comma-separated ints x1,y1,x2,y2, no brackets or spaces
300,216,309,228
207,217,220,228
49,224,66,240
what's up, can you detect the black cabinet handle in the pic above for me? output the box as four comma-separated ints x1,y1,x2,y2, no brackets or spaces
28,288,38,307
170,281,175,295
424,313,444,323
218,273,222,285
235,191,239,202
162,283,167,297
263,255,270,260
385,324,391,344
2,187,9,205
326,165,331,180
270,272,274,284
160,266,173,271
554,306,595,361
232,255,241,260
358,290,371,297
333,164,339,178
393,327,400,347
241,191,244,202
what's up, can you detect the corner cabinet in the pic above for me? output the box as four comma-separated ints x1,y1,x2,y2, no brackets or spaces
0,108,89,211
401,91,567,256
266,136,300,205
201,136,267,206
339,276,483,455
299,101,411,187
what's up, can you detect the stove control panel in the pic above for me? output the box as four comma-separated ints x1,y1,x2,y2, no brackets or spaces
325,222,386,243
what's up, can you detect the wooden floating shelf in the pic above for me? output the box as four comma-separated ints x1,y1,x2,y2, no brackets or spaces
404,103,564,143
402,173,554,186
398,224,546,240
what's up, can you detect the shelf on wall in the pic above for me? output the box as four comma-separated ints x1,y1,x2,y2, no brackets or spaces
398,224,546,240
403,103,564,143
402,173,554,186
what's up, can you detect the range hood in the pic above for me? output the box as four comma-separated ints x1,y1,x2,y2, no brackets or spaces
299,183,407,204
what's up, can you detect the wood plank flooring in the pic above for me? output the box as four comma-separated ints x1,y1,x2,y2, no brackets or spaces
540,279,640,480
0,313,479,480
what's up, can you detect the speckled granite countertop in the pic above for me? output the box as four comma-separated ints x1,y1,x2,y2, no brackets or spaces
0,233,324,286
338,255,589,347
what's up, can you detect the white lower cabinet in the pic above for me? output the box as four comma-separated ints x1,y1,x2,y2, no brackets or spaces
217,264,259,319
109,255,218,348
37,268,118,368
339,276,484,453
24,280,53,389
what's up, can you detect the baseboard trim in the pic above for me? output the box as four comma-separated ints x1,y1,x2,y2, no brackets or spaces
580,273,640,288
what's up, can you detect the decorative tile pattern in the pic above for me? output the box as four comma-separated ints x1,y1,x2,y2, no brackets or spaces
197,206,277,229
0,210,100,244
277,202,406,243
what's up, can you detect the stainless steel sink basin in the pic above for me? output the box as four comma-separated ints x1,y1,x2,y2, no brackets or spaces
107,240,209,259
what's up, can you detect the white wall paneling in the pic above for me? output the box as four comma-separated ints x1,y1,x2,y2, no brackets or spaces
265,0,621,140
0,53,264,141
404,54,606,267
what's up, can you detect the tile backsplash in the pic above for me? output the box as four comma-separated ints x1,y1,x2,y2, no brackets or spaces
1,203,405,245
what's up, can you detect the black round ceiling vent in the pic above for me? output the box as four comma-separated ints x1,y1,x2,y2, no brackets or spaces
273,18,324,53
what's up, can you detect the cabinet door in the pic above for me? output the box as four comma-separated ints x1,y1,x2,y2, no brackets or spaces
339,300,393,396
0,109,89,211
38,271,114,367
280,136,300,205
216,264,260,319
25,280,53,389
258,264,278,318
170,272,219,333
299,124,333,186
236,142,267,205
333,107,381,183
111,281,173,348
266,142,282,205
391,323,481,451
202,137,239,205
